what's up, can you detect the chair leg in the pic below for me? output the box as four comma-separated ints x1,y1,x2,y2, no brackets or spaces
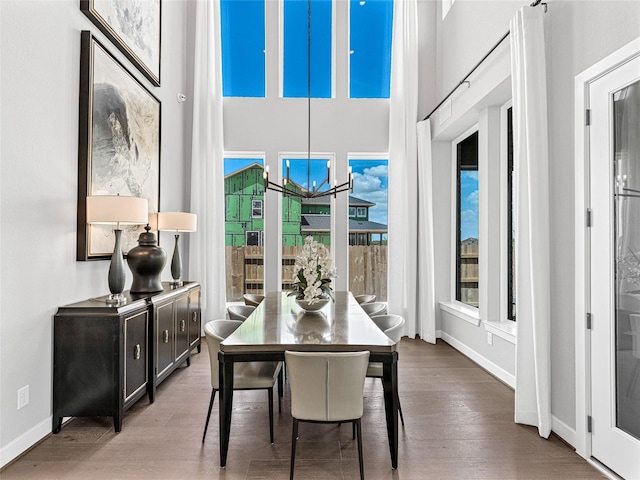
268,387,274,444
398,398,406,427
352,422,356,440
290,418,299,480
355,418,364,480
278,368,284,413
202,389,216,443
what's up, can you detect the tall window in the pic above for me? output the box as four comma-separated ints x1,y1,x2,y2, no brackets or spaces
456,132,479,307
349,158,388,301
220,0,265,97
283,0,332,98
506,107,516,320
224,157,265,300
281,157,333,289
349,0,393,98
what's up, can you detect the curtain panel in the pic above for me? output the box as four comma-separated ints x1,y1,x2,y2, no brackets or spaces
510,6,552,438
417,119,437,343
388,0,419,337
188,0,227,322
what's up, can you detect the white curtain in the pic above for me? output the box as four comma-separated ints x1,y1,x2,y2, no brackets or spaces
188,0,227,322
388,0,420,337
510,6,552,438
416,119,437,343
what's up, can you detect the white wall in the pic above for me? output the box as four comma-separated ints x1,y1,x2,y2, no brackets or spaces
430,0,640,441
0,0,190,466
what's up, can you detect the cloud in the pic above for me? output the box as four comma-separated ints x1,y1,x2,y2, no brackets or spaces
466,189,478,206
363,165,388,177
464,171,478,181
353,172,382,193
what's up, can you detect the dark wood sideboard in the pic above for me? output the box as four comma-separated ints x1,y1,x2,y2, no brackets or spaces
52,282,201,433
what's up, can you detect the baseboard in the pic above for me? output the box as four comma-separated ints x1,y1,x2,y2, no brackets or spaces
0,416,51,469
551,414,576,448
440,331,516,388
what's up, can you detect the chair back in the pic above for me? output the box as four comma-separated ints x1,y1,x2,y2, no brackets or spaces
227,305,255,321
243,294,265,307
204,320,243,389
285,351,369,422
371,314,405,343
354,294,376,305
360,302,387,317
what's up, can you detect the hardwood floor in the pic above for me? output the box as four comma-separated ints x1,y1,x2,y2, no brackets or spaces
2,338,603,479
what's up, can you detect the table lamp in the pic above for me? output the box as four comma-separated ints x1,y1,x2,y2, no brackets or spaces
86,195,149,304
157,211,197,287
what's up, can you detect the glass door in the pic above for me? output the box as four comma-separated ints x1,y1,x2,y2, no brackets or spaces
589,55,640,480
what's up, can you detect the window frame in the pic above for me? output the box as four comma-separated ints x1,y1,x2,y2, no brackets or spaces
348,207,356,217
500,101,516,322
251,199,264,219
356,207,367,218
450,125,479,309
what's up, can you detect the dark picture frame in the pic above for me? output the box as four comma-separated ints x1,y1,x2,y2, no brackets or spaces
77,31,161,261
81,0,161,86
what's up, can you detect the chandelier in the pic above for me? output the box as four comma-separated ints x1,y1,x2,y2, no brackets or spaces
262,0,353,200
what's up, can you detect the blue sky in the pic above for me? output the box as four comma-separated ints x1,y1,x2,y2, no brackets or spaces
460,171,478,241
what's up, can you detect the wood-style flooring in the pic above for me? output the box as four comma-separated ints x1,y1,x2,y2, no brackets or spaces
2,338,603,479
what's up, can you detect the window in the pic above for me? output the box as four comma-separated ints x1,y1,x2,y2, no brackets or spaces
349,0,393,98
349,158,388,301
220,0,265,97
251,199,263,218
506,107,516,320
281,157,333,289
456,131,479,307
283,0,332,98
349,207,356,217
246,230,264,246
224,156,265,300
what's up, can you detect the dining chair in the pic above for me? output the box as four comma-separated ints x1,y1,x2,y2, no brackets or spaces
227,304,255,321
202,320,283,444
285,351,370,480
360,301,387,317
354,294,376,305
367,314,406,427
243,293,265,307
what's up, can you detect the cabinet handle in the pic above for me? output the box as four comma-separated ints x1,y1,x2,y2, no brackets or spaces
134,344,141,360
180,320,186,332
192,312,197,322
163,330,169,343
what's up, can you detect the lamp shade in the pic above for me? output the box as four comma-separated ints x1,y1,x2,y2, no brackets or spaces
157,212,197,232
86,195,149,225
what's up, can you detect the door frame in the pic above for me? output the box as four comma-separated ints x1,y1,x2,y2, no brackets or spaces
574,36,640,462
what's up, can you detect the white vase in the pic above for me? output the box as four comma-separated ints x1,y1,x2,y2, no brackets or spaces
295,297,330,313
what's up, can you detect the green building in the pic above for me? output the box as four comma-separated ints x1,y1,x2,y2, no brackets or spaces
224,163,387,247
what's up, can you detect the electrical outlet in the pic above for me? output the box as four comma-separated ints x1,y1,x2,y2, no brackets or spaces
17,385,29,410
487,332,493,346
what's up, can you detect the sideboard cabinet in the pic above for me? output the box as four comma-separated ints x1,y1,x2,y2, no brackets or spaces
53,282,201,433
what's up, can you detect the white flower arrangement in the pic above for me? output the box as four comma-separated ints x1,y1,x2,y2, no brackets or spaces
288,236,337,304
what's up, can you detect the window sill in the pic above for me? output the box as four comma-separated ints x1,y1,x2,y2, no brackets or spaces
439,301,481,326
484,320,517,345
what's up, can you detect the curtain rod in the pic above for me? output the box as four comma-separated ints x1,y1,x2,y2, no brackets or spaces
422,0,547,122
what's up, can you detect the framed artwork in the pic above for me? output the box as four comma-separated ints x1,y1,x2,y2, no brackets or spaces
81,0,161,86
77,31,161,261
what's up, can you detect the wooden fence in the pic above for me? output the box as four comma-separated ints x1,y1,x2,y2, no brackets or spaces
225,245,387,302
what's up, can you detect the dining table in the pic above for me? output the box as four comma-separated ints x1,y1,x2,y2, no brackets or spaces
218,291,400,468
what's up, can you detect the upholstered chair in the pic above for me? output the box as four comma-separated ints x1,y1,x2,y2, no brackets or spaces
285,351,370,480
243,293,265,306
227,304,255,321
202,320,283,443
366,314,406,426
354,294,376,305
360,301,387,317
